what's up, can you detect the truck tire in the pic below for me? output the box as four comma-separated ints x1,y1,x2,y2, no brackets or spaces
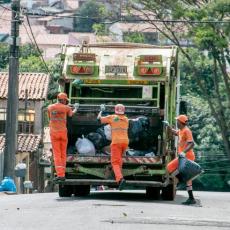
146,187,160,200
161,184,176,201
58,184,73,197
74,185,90,197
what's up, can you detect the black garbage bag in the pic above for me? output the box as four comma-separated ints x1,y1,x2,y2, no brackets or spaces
96,127,111,146
128,118,143,143
178,155,203,182
128,116,152,150
87,132,110,150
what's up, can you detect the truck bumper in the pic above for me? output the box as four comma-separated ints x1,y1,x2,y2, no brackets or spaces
56,178,170,187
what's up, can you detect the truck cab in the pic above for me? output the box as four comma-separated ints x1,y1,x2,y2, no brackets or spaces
56,42,179,199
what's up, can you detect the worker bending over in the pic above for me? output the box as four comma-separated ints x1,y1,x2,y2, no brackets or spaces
98,104,129,190
164,115,196,205
48,93,78,181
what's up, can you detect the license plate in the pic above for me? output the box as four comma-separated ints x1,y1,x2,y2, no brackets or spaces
105,65,127,74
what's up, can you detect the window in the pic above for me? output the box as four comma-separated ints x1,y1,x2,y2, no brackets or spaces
18,110,35,133
0,109,6,134
0,108,35,134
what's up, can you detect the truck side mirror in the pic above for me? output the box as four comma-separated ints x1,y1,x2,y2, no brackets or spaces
179,100,187,115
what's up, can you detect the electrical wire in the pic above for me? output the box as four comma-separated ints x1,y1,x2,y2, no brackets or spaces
0,3,12,12
2,2,230,24
24,14,51,75
23,12,230,24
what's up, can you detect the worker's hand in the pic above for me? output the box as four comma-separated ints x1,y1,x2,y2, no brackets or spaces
178,151,186,157
74,103,79,110
100,104,106,112
162,120,169,127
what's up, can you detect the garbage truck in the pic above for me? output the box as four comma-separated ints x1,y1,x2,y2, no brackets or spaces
54,42,180,199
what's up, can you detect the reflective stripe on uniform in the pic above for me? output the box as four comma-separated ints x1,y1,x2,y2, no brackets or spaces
111,128,128,131
55,166,65,168
50,118,66,121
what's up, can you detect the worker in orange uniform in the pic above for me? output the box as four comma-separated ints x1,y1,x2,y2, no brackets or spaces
48,92,78,181
98,104,129,190
163,115,196,205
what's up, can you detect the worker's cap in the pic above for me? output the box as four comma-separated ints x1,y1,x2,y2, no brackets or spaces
175,114,188,124
57,92,68,100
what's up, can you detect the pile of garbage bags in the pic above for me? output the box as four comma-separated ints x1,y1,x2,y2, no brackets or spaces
73,116,154,156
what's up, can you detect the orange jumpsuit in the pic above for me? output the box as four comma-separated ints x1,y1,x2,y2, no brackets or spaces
48,103,73,177
167,126,195,173
100,114,129,183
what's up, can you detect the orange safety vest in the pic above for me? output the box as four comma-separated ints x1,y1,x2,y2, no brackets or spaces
100,114,129,145
48,103,73,133
177,126,195,160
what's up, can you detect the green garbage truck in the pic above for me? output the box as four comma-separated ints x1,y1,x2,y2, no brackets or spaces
54,42,180,199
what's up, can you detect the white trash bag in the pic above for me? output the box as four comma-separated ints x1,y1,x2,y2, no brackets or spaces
75,137,96,155
104,125,111,141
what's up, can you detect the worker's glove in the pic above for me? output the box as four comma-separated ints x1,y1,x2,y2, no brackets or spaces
178,151,186,157
162,120,169,127
74,103,79,110
100,104,106,112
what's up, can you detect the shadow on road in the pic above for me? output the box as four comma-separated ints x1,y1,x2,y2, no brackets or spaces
55,190,197,207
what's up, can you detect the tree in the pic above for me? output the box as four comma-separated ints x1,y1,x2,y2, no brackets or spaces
74,0,107,32
123,32,145,43
0,43,41,71
131,0,230,158
0,44,9,71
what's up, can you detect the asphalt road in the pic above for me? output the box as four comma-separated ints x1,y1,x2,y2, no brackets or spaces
0,190,230,230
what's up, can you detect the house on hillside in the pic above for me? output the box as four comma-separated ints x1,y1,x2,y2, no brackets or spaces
0,72,50,193
109,22,159,44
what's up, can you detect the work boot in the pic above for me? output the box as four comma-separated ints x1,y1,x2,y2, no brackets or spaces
182,197,196,205
118,179,126,191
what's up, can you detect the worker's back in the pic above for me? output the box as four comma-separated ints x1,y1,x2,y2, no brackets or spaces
48,103,72,132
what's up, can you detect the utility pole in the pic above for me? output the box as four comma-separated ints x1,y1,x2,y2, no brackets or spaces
3,0,20,177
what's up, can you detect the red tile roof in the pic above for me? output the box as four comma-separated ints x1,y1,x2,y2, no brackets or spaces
0,134,41,153
0,72,50,100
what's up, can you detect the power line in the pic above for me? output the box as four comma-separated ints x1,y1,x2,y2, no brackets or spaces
24,14,51,75
2,3,230,24
0,3,12,12
23,12,230,24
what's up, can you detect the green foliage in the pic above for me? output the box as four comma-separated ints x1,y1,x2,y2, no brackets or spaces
92,23,107,36
123,32,145,43
0,44,41,71
19,55,45,72
46,59,62,100
180,51,230,191
20,44,40,58
74,0,107,32
0,44,9,70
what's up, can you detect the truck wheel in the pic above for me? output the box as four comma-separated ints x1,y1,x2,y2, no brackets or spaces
161,184,176,201
146,187,160,200
74,185,90,197
58,184,73,197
